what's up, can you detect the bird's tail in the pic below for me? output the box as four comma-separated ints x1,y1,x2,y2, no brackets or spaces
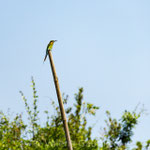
43,54,47,63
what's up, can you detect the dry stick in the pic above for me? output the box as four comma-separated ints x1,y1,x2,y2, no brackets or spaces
48,51,73,150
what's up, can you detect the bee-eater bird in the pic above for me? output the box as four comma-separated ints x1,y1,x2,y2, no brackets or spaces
44,40,57,62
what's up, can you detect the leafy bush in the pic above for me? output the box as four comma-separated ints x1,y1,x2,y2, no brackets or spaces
0,78,149,150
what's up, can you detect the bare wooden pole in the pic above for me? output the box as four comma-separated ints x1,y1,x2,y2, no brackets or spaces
48,51,73,150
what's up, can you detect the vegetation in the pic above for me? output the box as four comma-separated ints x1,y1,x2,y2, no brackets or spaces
0,78,149,149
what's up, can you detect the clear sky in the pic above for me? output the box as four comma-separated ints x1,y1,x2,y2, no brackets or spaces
0,0,150,145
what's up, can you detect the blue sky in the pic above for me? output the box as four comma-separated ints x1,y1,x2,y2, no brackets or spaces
0,0,150,145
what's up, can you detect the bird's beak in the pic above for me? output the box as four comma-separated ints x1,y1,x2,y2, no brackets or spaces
54,40,57,42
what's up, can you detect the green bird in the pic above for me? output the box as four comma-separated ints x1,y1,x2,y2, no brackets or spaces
44,40,57,62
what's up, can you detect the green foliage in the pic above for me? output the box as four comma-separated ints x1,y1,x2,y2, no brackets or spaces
19,77,40,140
0,78,149,150
100,110,150,150
33,87,99,149
0,112,27,149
